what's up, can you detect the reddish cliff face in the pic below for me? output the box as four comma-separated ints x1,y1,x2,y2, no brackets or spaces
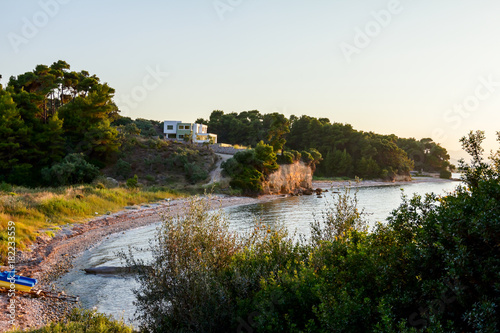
261,161,313,195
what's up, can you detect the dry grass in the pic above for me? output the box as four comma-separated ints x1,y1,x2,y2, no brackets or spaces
0,185,183,265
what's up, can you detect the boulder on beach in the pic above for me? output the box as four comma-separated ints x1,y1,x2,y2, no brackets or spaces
105,177,120,188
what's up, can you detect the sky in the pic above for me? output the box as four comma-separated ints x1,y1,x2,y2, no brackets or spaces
2,0,500,162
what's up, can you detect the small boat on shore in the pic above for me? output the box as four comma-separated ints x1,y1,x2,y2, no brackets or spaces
0,271,38,292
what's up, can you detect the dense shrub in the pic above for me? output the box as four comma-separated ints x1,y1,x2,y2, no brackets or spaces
308,148,322,163
274,149,304,165
41,153,100,186
184,162,208,183
290,149,301,161
113,158,132,179
301,150,313,164
228,167,263,194
122,197,246,332
126,174,139,189
439,169,451,179
0,181,13,192
300,148,322,171
222,141,278,195
277,151,294,164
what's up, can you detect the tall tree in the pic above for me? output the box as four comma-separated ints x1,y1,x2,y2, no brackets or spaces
2,61,121,185
0,86,32,184
264,112,289,153
58,82,120,159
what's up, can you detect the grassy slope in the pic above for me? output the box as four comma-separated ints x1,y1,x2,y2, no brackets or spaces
0,184,183,265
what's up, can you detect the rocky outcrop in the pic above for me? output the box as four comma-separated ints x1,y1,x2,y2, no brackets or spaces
390,174,412,182
261,161,312,195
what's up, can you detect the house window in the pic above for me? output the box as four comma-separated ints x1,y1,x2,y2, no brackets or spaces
178,134,184,139
167,134,176,138
167,125,173,130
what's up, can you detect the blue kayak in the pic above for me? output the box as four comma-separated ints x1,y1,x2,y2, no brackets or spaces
0,271,38,292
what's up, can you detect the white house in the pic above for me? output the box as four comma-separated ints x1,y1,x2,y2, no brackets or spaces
163,121,217,144
163,121,181,140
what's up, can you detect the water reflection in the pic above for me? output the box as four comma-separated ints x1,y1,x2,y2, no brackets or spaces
226,180,461,237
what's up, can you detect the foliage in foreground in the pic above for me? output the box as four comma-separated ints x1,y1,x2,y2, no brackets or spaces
127,130,499,332
16,308,133,333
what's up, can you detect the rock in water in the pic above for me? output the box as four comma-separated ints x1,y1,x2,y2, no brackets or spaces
84,265,150,275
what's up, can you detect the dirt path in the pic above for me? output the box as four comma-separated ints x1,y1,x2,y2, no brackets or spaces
207,153,233,184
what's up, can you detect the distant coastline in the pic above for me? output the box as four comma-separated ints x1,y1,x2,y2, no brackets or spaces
312,175,461,190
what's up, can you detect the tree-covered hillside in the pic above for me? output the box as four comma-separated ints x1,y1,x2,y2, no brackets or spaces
0,61,217,187
198,111,453,179
0,61,452,186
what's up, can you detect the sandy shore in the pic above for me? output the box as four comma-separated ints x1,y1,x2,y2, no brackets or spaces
0,195,263,331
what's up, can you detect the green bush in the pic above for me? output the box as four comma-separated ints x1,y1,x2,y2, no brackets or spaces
290,149,301,161
277,151,294,164
41,153,100,186
184,162,208,183
439,169,451,179
308,147,322,162
126,174,139,189
0,181,13,192
220,157,240,177
124,122,141,136
114,158,132,179
122,197,246,332
222,141,278,195
229,166,263,194
20,308,132,333
301,150,313,164
95,182,106,189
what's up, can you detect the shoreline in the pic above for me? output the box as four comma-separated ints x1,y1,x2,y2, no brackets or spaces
0,195,264,331
0,177,455,330
312,176,460,190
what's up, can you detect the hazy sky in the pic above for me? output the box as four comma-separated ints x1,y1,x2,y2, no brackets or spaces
2,0,500,161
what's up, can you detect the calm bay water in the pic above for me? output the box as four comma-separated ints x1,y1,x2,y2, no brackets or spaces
58,178,462,326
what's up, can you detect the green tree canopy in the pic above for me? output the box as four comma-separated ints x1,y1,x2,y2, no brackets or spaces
0,61,121,185
206,110,445,180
